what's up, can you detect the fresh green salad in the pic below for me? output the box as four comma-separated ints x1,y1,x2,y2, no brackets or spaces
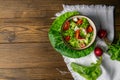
62,16,94,49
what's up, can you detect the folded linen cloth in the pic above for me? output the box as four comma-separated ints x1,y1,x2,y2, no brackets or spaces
55,5,120,80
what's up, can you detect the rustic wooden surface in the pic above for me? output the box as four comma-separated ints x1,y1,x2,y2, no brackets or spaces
0,0,119,80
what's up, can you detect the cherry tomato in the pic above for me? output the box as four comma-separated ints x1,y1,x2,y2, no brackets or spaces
86,25,93,33
78,36,83,39
77,19,83,25
75,30,80,39
65,36,70,41
63,21,70,31
75,30,83,39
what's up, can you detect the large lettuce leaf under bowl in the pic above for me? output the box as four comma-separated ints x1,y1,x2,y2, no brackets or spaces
48,11,95,58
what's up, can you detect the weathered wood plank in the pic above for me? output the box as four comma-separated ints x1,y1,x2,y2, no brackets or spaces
0,43,65,68
0,12,119,25
0,10,57,18
0,68,72,80
0,42,72,79
0,0,119,18
0,25,49,43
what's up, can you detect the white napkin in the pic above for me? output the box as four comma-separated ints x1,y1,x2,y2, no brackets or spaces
55,5,120,80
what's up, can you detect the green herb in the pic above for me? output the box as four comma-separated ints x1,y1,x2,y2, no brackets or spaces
108,34,120,61
48,11,95,58
71,57,102,80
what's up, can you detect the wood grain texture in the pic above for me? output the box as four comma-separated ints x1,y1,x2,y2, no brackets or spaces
0,0,119,80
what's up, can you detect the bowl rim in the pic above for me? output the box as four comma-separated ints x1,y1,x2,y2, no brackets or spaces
61,15,96,50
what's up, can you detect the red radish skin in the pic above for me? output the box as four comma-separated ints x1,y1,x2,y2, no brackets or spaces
94,47,103,56
98,29,107,39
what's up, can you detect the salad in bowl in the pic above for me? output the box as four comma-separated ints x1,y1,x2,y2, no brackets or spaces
61,15,96,50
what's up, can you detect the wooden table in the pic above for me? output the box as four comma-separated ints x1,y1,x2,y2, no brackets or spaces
0,0,119,80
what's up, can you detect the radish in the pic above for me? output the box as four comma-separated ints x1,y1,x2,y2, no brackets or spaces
94,47,103,56
98,29,107,39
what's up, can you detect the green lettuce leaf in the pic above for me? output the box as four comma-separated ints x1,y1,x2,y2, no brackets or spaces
48,11,95,58
70,21,77,29
71,57,102,80
69,38,79,48
63,29,74,37
80,18,89,28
